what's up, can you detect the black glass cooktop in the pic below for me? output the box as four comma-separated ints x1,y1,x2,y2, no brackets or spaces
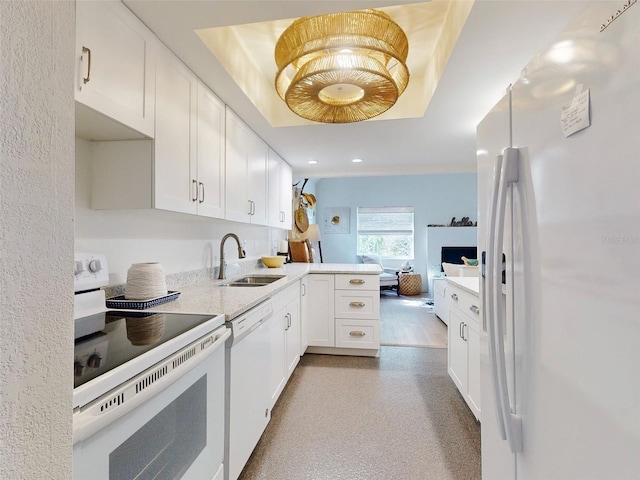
73,310,217,389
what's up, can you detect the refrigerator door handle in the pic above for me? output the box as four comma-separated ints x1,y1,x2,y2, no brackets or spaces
486,154,507,442
493,147,523,453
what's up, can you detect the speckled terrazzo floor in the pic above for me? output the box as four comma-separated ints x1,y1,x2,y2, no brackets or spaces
238,346,481,480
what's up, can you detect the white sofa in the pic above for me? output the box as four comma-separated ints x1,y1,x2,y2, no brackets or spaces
441,262,479,277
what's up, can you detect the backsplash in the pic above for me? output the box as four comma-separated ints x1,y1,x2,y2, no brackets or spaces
103,258,265,299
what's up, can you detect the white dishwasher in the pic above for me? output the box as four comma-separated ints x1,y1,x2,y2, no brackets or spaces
225,299,273,480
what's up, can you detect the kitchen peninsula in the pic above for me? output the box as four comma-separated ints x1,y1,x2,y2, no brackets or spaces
144,263,380,322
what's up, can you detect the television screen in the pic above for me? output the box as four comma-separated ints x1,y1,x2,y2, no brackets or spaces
441,246,477,269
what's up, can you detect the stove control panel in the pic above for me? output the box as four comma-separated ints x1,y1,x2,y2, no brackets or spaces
74,332,109,381
74,253,109,292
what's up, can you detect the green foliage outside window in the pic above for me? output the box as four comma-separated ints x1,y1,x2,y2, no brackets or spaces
357,207,414,259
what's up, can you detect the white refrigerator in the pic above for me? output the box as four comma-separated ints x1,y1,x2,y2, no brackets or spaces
477,2,640,479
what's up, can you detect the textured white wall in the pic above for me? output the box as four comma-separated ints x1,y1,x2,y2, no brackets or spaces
0,1,75,478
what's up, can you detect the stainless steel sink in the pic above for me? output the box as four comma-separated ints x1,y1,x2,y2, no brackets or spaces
223,275,285,287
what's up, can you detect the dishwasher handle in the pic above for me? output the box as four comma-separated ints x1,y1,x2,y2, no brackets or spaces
229,300,273,344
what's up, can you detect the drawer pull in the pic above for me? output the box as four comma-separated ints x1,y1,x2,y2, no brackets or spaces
450,293,459,301
349,279,365,285
469,305,480,315
349,301,365,308
81,46,92,85
349,330,366,337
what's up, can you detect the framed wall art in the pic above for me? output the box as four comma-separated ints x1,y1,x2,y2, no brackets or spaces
323,207,350,234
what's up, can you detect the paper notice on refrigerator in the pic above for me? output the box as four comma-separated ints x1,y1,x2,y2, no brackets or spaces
561,87,590,137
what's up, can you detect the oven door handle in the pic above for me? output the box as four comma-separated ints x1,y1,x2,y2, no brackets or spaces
73,327,230,444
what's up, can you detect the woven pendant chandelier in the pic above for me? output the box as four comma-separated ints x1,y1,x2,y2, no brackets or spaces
275,9,409,124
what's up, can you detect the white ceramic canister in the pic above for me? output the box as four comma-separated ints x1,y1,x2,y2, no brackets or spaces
124,262,168,300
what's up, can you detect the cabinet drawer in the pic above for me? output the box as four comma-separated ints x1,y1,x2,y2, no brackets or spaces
334,274,379,291
335,291,379,319
447,285,481,324
335,319,379,349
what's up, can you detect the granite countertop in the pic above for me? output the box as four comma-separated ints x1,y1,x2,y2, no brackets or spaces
445,276,480,295
145,263,382,320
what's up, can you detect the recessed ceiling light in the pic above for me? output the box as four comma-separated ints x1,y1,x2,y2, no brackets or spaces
308,160,318,165
352,158,363,163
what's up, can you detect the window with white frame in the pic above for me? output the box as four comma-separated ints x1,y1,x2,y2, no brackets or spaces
356,206,414,258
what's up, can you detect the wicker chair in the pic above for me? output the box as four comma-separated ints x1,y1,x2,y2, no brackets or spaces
289,239,314,263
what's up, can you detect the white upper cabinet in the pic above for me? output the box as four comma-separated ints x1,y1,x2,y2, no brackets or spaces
154,45,197,214
195,81,226,219
91,42,225,220
225,108,268,225
75,0,156,139
268,149,293,229
154,48,225,218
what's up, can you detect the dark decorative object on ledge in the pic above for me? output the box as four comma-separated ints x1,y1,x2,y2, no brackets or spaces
449,216,477,227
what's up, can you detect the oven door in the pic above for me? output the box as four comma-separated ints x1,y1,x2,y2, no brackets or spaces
73,327,230,480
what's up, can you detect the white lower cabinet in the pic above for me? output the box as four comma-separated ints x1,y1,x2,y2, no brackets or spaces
299,277,310,353
269,282,301,408
304,273,380,356
447,281,481,419
433,278,448,324
304,274,335,347
466,319,481,416
448,308,469,390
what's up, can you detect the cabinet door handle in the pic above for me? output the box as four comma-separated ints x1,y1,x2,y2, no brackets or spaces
349,279,365,285
81,46,91,85
459,322,464,339
459,322,469,342
199,182,205,203
469,305,480,315
451,293,459,301
302,284,306,296
349,301,365,308
349,331,366,337
192,179,198,202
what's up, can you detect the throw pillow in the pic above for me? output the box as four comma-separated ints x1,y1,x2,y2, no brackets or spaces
360,254,382,266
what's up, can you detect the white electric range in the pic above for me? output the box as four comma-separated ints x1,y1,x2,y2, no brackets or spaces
72,253,229,480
